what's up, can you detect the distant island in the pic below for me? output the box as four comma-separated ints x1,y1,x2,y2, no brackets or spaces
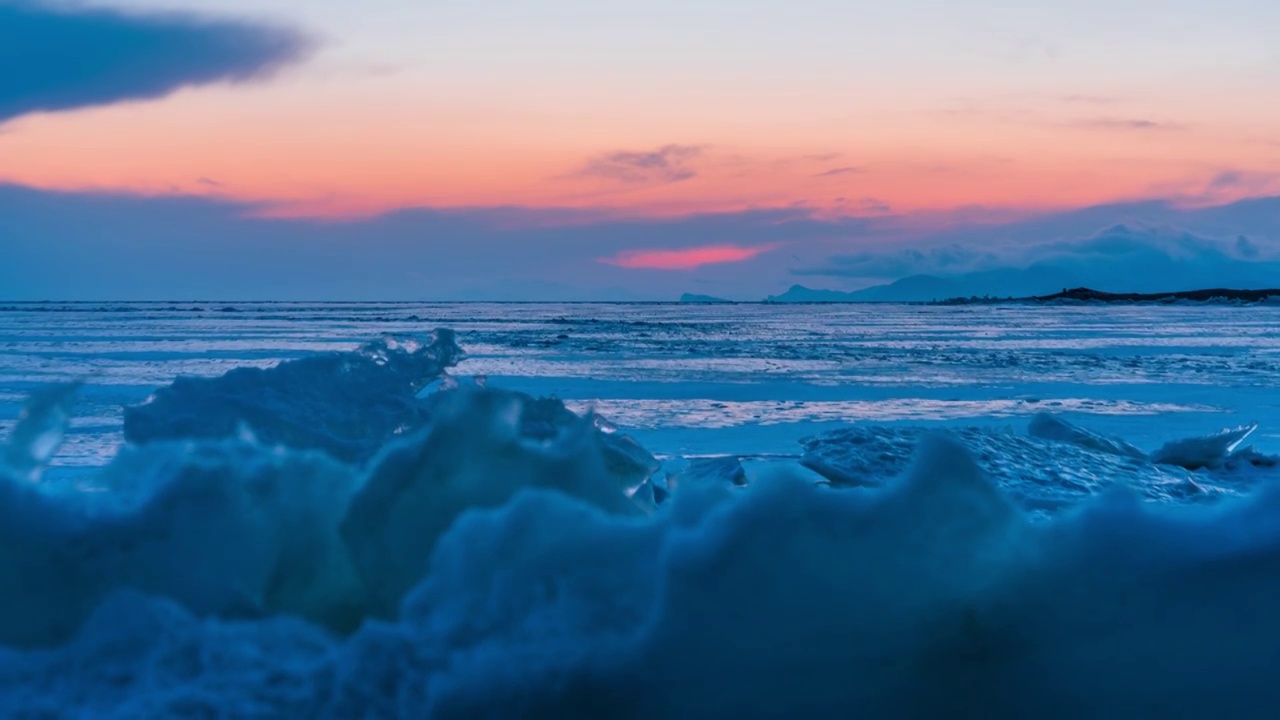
679,293,731,304
764,275,1046,302
761,283,1280,305
937,287,1280,305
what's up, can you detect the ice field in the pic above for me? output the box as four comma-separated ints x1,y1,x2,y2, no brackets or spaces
1,301,1280,716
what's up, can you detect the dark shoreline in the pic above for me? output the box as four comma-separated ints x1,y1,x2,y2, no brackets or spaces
936,287,1280,305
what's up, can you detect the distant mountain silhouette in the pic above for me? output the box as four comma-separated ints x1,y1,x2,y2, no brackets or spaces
765,285,863,302
679,293,731,303
766,267,1084,303
770,225,1280,302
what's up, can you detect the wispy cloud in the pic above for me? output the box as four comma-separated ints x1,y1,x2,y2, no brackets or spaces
930,96,1185,137
834,197,893,214
859,198,892,213
1072,118,1184,131
599,243,780,270
0,2,311,124
813,166,864,178
575,145,704,185
1207,170,1279,192
1186,169,1280,204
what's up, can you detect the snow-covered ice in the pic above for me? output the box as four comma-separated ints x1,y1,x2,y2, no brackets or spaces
801,414,1274,516
1,301,1280,716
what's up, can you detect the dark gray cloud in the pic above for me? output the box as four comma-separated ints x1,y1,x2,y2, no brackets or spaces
1236,235,1260,258
0,184,864,300
792,220,1280,300
575,145,703,184
792,244,999,279
3,182,1277,301
1211,171,1250,190
0,1,310,123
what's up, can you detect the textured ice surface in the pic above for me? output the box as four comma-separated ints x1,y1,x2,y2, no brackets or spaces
0,433,362,647
123,331,463,464
664,455,748,491
1027,412,1148,459
3,433,1280,716
1151,423,1259,470
800,413,1275,514
1,382,79,482
341,386,649,619
1,305,1280,715
3,301,1280,468
568,396,1216,429
0,385,651,648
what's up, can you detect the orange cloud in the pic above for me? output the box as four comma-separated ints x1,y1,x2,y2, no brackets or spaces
600,243,779,270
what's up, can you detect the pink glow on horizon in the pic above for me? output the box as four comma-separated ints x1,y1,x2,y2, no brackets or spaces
600,244,781,270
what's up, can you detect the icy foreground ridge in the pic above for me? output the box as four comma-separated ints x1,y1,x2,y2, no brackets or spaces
2,334,1280,715
0,382,655,647
802,413,1273,513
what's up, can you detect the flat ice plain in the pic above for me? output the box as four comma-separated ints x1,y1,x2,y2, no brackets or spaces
3,301,1277,468
1,301,1280,716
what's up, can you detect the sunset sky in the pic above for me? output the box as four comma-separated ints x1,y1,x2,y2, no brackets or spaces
2,0,1279,299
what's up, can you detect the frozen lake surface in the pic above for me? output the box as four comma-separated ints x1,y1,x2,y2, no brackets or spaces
2,301,1278,470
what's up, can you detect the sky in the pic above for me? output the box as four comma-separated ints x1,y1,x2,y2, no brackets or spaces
2,0,1279,299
